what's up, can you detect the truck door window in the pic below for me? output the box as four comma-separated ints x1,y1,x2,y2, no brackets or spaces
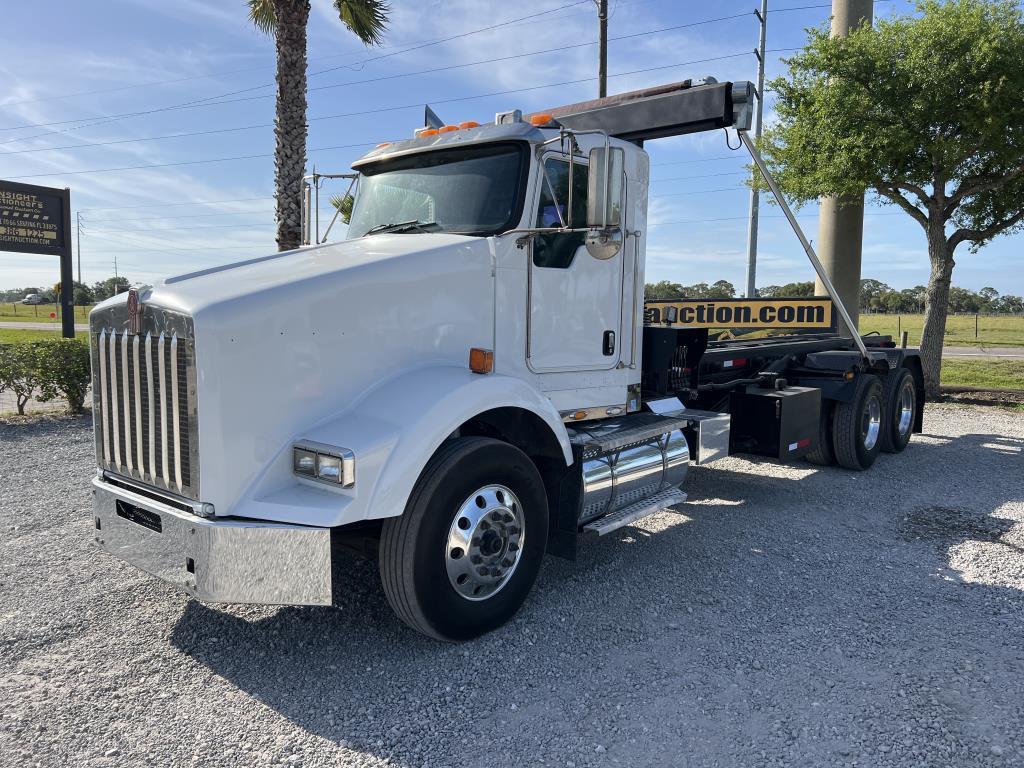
533,158,588,269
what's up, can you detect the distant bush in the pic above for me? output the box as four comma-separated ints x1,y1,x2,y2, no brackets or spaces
0,338,91,415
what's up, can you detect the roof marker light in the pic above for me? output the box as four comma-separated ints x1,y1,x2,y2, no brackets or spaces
528,113,555,126
415,128,440,138
376,142,391,149
439,125,459,133
459,121,480,129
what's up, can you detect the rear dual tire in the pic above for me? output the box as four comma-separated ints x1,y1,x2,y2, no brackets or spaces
880,368,916,454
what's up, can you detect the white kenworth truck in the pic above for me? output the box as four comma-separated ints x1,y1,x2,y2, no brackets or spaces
89,79,924,641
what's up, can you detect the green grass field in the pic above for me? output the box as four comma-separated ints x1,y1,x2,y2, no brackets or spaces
0,302,91,323
1,326,1021,391
0,328,84,344
859,313,1024,347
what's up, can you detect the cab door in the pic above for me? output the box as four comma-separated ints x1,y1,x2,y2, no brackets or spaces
527,155,624,372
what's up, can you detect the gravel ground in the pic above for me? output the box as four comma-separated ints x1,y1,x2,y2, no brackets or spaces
1,404,1023,768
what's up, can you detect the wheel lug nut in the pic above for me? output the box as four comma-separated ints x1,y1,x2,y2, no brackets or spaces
470,554,483,564
508,527,520,536
479,520,490,531
501,558,513,568
508,543,519,552
477,566,489,576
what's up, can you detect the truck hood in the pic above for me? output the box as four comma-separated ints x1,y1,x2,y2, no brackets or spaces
92,233,497,516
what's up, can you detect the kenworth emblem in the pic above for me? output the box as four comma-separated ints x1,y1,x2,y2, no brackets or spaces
127,288,141,335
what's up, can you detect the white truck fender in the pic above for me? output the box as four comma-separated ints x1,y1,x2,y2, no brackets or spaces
294,365,573,524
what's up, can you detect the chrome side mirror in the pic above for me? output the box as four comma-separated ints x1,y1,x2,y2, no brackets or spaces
586,145,624,259
587,146,624,228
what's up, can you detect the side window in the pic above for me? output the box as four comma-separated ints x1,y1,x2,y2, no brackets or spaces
533,158,588,269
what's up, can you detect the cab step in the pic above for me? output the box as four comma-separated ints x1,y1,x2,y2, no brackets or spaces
582,487,687,536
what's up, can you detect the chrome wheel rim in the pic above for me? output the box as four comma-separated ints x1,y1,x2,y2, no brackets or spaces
445,484,525,602
897,380,915,437
862,394,882,451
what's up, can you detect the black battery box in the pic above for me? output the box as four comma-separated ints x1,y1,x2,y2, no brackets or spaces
728,385,821,461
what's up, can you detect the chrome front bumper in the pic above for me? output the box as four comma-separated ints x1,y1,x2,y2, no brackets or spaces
92,477,333,606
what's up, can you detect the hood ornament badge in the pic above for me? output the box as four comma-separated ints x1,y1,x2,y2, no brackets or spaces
127,288,141,335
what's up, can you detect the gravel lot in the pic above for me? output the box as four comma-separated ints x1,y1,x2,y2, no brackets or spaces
2,404,1023,768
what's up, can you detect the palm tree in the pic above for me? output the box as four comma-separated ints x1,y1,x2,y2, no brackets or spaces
249,0,389,251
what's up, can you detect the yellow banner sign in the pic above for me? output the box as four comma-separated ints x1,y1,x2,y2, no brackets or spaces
645,297,835,330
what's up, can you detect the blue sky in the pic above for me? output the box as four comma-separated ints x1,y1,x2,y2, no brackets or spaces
1,0,1020,295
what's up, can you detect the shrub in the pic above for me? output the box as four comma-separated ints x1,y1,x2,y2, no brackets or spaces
35,339,92,413
0,338,91,415
0,343,45,415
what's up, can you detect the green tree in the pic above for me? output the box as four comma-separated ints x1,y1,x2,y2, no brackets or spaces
645,280,686,300
758,281,815,298
249,0,389,252
92,276,130,302
72,281,94,306
761,0,1024,397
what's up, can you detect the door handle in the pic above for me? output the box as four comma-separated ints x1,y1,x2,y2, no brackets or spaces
603,330,616,356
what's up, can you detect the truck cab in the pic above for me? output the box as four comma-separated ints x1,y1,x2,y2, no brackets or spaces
88,80,923,640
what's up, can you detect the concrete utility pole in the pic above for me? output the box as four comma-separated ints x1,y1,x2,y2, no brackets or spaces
815,0,873,334
597,0,608,97
76,211,82,286
744,0,769,298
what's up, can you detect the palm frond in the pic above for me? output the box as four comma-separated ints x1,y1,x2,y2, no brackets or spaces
334,0,390,46
248,0,277,35
330,193,354,224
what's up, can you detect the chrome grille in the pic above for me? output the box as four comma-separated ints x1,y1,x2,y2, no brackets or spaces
92,327,198,499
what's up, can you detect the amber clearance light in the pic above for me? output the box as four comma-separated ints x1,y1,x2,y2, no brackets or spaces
469,348,494,374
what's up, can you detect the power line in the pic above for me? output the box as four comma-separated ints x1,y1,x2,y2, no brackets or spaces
651,171,748,183
8,53,767,181
0,17,753,158
0,13,756,156
73,156,743,213
0,0,593,141
84,208,273,223
80,196,273,212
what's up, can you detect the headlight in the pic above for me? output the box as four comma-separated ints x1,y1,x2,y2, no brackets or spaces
293,442,355,488
293,448,316,476
316,454,342,482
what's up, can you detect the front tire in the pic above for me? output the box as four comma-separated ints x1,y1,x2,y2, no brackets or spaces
379,437,549,641
832,374,884,471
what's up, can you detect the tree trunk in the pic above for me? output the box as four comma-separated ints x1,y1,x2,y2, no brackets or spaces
919,221,955,399
273,0,310,252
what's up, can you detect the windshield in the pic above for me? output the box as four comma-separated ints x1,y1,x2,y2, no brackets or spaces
348,143,528,238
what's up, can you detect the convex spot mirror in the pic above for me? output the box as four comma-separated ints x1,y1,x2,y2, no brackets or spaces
586,145,624,260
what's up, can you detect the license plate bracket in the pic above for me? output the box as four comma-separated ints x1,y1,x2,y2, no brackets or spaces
115,500,163,533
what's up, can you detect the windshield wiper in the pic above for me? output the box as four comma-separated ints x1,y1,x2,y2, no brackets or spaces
364,220,441,236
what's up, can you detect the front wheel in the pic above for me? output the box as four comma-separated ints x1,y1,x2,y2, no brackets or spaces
379,437,549,641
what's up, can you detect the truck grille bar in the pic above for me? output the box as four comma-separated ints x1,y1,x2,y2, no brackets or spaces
93,327,198,500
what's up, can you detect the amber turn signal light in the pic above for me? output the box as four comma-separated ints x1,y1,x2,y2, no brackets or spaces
469,348,494,374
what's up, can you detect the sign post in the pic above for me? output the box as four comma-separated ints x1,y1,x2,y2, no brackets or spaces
0,180,75,338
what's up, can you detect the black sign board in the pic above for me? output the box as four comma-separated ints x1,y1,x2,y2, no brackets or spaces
0,180,74,337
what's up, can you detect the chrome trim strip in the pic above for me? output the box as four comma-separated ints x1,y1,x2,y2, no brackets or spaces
145,333,155,482
98,330,111,464
159,333,169,485
121,332,133,473
132,334,143,474
108,330,121,467
171,333,182,491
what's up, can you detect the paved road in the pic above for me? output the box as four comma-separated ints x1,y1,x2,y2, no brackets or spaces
0,321,89,331
2,405,1023,767
943,346,1024,359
